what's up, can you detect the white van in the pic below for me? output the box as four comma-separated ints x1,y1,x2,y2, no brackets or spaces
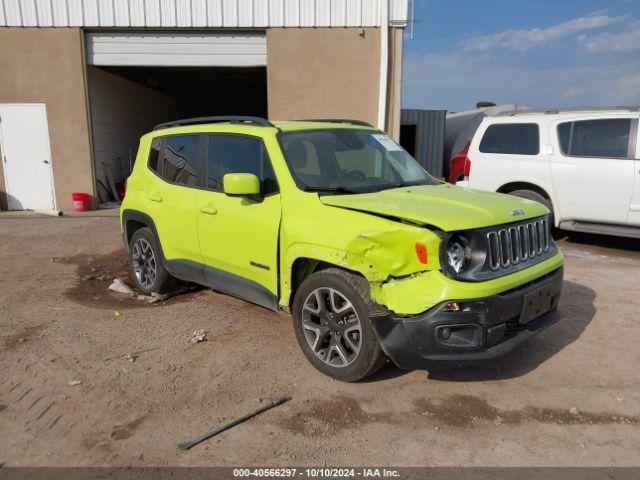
457,107,640,238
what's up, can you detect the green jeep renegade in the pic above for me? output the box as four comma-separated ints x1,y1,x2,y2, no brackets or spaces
120,116,563,382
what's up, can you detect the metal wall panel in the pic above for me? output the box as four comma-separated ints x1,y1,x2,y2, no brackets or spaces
67,0,84,26
33,0,52,25
0,0,407,27
82,0,98,26
401,109,447,177
21,0,37,26
86,32,267,66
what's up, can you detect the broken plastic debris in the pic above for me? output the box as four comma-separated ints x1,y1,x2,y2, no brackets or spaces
137,292,172,304
68,380,82,386
190,330,207,343
108,278,135,296
124,353,139,362
113,311,121,318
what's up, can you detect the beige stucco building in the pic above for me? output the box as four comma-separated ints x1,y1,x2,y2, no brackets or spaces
0,0,408,211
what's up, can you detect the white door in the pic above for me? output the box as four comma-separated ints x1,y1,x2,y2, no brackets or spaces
0,104,56,211
549,117,635,225
628,119,640,226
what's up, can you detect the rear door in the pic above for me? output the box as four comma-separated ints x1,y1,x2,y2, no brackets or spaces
550,117,635,225
147,134,203,265
627,117,640,226
196,133,281,308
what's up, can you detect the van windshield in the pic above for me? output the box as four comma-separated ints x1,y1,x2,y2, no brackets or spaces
280,129,438,194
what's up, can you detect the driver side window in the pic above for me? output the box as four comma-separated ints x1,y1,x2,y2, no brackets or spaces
205,134,279,195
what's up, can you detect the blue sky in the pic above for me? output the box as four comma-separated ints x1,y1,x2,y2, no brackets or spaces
402,0,640,111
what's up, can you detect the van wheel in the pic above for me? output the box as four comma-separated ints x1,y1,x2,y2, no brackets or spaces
292,268,387,382
128,227,179,295
508,189,555,225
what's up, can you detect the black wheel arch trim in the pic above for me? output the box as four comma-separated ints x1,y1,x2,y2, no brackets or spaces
121,209,166,258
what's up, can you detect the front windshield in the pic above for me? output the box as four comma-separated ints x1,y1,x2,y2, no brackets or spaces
281,129,439,193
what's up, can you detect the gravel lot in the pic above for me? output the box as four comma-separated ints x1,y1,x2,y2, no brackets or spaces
1,212,639,467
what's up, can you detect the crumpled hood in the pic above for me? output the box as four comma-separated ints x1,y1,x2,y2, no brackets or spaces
319,184,549,231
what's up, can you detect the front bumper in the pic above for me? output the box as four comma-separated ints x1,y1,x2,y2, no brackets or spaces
371,267,563,370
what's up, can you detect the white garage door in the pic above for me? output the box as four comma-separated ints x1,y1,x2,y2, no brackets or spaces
86,32,266,67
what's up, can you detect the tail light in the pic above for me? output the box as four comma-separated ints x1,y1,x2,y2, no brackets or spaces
461,142,471,180
448,141,472,184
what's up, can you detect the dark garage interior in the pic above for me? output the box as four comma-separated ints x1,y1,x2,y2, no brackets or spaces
98,66,268,118
87,65,268,201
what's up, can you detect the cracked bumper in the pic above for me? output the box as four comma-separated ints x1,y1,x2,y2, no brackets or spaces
371,267,564,370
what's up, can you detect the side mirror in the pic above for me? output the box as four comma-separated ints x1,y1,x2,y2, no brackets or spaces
223,173,261,197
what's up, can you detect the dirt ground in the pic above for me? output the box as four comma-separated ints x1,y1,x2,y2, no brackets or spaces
1,211,639,467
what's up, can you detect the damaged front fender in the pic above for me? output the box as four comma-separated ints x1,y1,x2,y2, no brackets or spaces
281,225,442,307
344,229,441,281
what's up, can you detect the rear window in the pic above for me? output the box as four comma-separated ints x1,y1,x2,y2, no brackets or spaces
161,135,201,187
557,119,631,159
479,123,540,155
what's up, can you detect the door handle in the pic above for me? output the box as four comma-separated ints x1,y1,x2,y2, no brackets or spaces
199,204,218,215
146,192,163,203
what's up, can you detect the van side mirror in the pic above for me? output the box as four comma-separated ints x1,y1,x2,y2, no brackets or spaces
223,173,261,198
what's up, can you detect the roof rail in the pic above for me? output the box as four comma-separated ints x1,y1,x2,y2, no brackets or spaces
494,106,640,117
297,118,374,127
153,116,275,131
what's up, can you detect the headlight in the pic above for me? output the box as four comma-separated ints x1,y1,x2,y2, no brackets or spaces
445,234,471,274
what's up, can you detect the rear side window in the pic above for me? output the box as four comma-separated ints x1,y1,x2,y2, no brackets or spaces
206,135,278,195
557,119,631,158
148,138,162,173
161,135,201,187
479,124,540,155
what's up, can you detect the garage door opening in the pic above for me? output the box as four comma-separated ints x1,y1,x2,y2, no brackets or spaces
85,31,267,203
88,65,267,203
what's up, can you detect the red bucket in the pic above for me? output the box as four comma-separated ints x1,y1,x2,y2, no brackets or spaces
71,192,91,212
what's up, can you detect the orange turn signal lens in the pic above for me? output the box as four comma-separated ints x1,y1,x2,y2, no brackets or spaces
415,242,428,264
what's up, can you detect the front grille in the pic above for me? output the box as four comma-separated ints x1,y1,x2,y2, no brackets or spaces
486,218,550,271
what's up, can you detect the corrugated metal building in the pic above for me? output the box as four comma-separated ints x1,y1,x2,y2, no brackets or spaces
400,109,446,177
0,0,408,27
0,0,408,211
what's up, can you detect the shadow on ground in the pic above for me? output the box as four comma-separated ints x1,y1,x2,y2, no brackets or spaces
558,230,640,254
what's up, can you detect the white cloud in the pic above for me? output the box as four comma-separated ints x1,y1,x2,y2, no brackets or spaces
460,13,625,52
561,86,591,99
402,51,640,111
579,22,640,53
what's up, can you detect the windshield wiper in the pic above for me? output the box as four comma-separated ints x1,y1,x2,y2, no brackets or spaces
301,185,361,194
371,181,430,192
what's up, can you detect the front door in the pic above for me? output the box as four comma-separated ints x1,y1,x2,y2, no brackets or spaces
0,104,56,211
196,133,281,309
550,117,635,225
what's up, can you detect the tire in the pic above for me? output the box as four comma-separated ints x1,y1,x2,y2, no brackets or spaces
508,189,555,226
128,227,179,295
292,268,387,382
